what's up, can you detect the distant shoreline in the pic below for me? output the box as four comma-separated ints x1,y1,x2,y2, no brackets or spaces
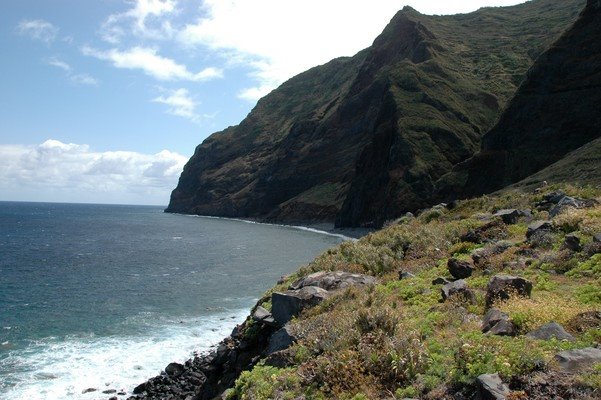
170,212,374,240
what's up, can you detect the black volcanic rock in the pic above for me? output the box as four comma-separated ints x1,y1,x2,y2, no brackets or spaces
439,0,601,199
166,0,584,227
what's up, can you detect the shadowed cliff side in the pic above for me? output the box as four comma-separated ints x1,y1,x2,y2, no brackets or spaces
167,0,584,227
438,0,601,200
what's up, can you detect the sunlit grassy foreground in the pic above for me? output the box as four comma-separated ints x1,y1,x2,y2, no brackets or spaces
226,185,601,399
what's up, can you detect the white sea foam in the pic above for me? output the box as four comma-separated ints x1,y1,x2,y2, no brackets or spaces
184,214,356,241
0,309,248,400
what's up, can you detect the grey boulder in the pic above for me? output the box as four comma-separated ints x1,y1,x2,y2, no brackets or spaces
441,280,476,304
526,221,553,240
271,286,330,325
526,322,575,342
266,324,297,354
481,308,517,336
476,373,510,400
555,347,601,372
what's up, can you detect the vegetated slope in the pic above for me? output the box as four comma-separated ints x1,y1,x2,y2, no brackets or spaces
509,137,601,190
166,0,584,226
133,184,601,400
438,0,601,200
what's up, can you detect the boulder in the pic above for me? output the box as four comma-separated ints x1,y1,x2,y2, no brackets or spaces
563,234,581,252
271,286,330,325
165,362,185,377
252,306,277,327
448,258,474,279
593,233,601,243
487,319,517,337
432,277,451,285
471,241,512,267
399,271,416,280
485,275,532,308
526,221,553,240
549,196,598,217
289,271,376,291
482,308,510,333
266,324,297,354
493,209,531,224
441,280,476,304
476,373,510,400
133,382,148,394
81,388,97,394
526,322,575,341
555,347,601,372
461,220,507,244
542,190,567,204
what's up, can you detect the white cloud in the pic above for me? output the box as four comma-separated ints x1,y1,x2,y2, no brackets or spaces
71,73,99,86
101,0,177,43
0,139,187,205
47,57,72,72
17,19,59,43
82,45,223,82
153,88,199,121
46,57,98,86
178,0,526,101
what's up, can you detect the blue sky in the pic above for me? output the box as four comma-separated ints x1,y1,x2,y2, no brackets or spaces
0,0,526,205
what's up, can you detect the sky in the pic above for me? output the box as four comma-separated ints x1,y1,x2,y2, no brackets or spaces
0,0,527,206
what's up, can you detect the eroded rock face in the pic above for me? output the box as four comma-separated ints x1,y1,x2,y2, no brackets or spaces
485,275,532,308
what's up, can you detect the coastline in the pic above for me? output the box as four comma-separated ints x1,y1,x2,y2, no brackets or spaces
171,212,374,240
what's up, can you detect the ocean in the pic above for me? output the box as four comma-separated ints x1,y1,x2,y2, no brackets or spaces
0,202,345,399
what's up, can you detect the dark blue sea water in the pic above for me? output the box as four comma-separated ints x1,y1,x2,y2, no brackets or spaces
0,202,344,399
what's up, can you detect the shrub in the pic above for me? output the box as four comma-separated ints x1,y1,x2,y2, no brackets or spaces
566,254,601,279
497,293,591,333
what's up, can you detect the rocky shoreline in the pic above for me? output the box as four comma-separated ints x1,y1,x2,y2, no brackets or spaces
123,272,377,400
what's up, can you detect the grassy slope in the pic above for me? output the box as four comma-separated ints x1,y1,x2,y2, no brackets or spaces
227,184,601,399
508,138,601,190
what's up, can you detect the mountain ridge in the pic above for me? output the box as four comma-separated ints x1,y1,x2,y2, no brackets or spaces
166,0,586,227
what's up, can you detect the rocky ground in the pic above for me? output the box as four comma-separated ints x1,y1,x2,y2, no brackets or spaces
123,185,600,400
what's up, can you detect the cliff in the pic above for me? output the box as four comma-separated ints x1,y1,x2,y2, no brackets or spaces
166,0,584,227
438,0,601,199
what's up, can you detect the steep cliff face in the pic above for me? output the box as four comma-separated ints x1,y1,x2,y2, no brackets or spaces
439,0,601,199
167,0,584,226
